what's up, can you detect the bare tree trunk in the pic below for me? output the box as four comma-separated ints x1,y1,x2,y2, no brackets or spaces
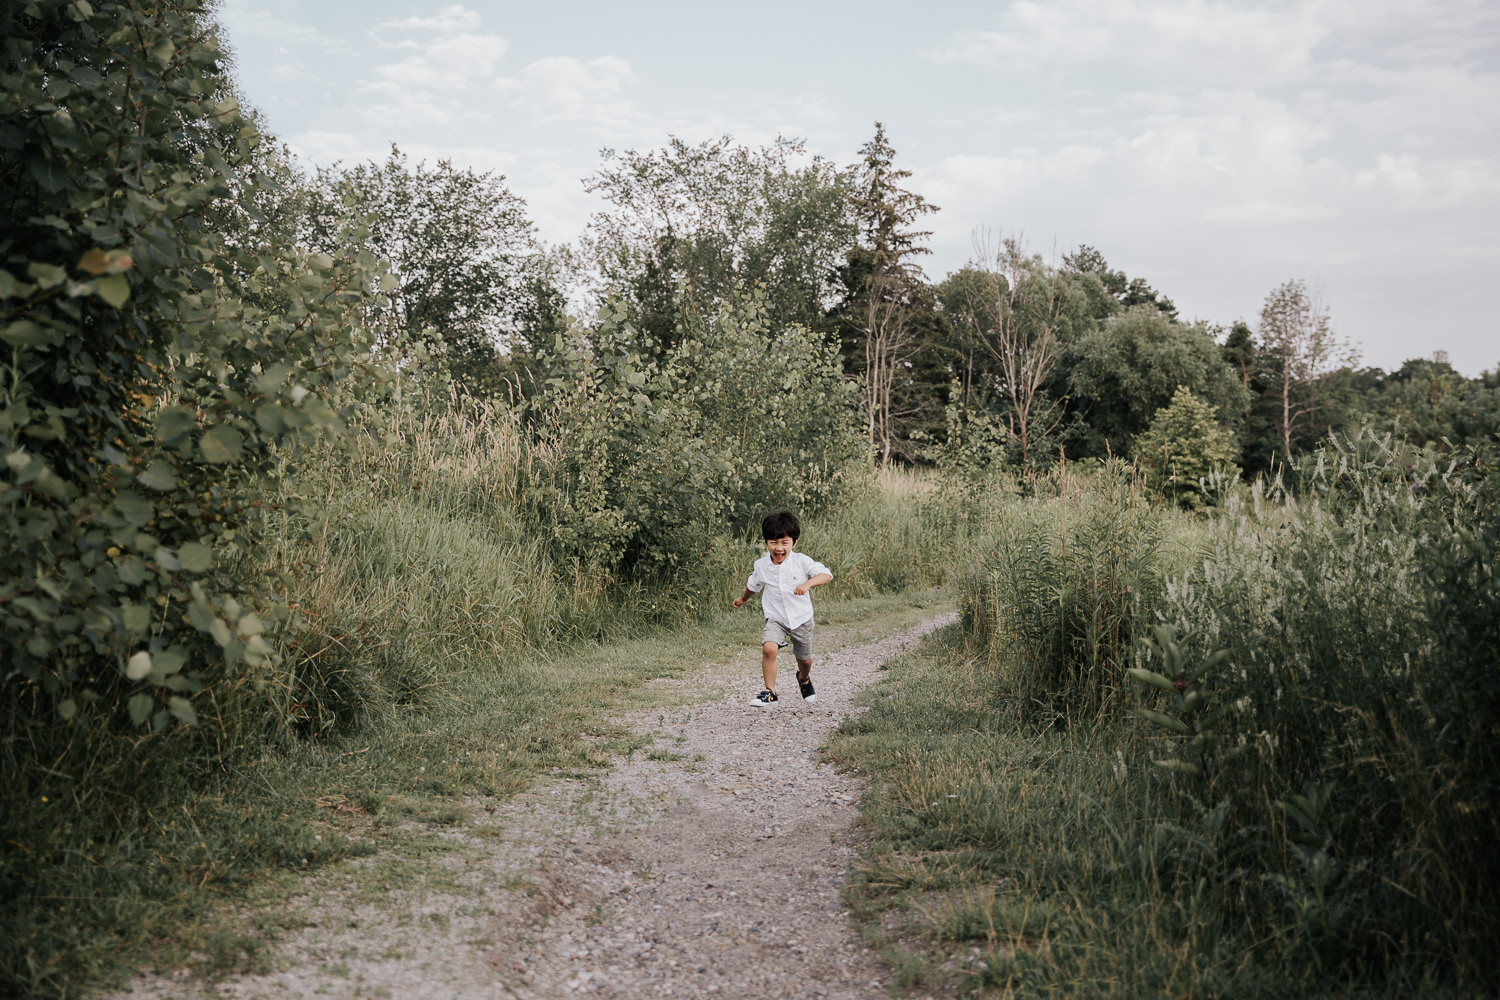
1259,280,1354,462
859,273,916,469
967,232,1065,470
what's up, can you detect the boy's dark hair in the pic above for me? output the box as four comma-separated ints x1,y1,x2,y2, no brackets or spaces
762,510,800,542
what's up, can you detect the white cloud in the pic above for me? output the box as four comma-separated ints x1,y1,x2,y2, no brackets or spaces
500,56,640,133
216,8,357,55
357,5,510,127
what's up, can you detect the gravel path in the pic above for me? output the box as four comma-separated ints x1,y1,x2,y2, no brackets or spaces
112,613,955,1000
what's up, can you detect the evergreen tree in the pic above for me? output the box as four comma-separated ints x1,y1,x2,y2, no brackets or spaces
830,123,942,466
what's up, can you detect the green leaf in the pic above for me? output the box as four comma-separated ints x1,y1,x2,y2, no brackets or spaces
254,362,290,394
168,696,197,726
188,597,216,633
1126,667,1176,692
177,542,213,573
57,699,77,721
128,693,153,725
2,320,51,346
113,491,154,527
136,460,178,491
95,274,130,308
153,647,187,676
237,613,264,637
122,603,152,633
199,424,243,463
1153,758,1202,778
154,547,181,572
0,269,36,298
27,262,66,289
1135,708,1192,735
156,406,197,444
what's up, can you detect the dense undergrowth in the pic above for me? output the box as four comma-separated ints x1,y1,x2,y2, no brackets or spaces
831,432,1499,997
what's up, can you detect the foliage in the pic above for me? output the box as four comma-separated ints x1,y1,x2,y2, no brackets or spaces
0,0,395,992
1062,243,1179,319
1366,357,1500,452
1134,385,1240,508
581,135,854,355
1060,305,1250,459
525,295,864,575
961,460,1164,720
1129,430,1498,987
302,145,555,397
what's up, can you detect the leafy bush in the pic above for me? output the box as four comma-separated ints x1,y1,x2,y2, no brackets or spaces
1,3,393,989
525,295,864,574
1134,385,1240,508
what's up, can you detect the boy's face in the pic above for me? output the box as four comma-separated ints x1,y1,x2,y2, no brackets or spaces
766,535,796,564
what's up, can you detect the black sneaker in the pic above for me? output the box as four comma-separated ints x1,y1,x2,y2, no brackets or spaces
750,689,778,707
797,676,817,704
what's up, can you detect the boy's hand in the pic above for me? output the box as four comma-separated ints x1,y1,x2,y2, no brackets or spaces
794,584,809,596
732,596,745,608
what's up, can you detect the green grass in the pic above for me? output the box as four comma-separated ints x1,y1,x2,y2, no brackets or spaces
828,627,1471,999
829,440,1499,999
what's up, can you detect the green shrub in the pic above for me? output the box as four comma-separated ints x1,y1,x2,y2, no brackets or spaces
1134,385,1240,509
1,2,396,990
525,295,864,574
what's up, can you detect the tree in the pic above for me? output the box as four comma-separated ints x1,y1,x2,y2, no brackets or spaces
581,136,854,355
831,123,940,467
1061,306,1250,460
303,146,553,396
2,0,392,980
1062,244,1178,320
1135,386,1241,508
1257,279,1356,461
948,236,1075,470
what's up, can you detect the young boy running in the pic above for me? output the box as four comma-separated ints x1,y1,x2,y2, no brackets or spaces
732,510,832,707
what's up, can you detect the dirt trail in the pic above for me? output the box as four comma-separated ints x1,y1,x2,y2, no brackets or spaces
114,614,954,1000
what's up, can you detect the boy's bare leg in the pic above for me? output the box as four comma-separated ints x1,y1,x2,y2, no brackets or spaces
796,659,812,682
761,641,780,694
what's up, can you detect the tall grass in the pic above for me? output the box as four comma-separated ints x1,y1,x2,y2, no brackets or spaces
834,433,1499,996
959,459,1169,721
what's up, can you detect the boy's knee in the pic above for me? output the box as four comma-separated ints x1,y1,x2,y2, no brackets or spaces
762,642,780,655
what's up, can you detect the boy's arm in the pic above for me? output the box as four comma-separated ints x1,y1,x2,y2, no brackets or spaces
732,587,756,609
794,572,832,596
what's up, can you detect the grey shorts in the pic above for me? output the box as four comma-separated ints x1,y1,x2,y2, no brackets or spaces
762,618,814,661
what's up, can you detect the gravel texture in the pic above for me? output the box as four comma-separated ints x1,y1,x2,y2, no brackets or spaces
111,613,955,1000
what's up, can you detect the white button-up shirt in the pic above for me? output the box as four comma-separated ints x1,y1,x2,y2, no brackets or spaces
745,551,831,630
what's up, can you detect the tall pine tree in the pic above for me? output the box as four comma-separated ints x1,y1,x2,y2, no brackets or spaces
831,124,942,466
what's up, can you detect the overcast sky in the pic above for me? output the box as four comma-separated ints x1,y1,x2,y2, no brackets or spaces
218,0,1499,375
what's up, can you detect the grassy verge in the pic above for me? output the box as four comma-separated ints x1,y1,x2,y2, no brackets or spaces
827,626,1466,999
828,440,1498,1000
